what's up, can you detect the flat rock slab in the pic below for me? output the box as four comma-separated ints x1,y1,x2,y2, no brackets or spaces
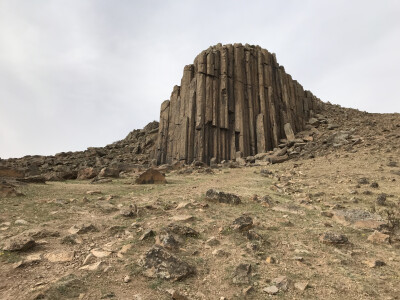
135,169,166,184
1,234,36,251
79,261,107,271
171,215,195,222
141,246,195,281
332,209,387,230
91,248,112,258
45,250,75,262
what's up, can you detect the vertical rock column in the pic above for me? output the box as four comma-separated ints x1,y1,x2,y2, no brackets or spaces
156,44,321,165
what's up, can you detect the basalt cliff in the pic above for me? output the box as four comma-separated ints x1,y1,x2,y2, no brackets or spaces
156,43,323,165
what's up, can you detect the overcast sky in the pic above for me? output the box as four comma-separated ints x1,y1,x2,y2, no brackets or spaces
1,0,399,159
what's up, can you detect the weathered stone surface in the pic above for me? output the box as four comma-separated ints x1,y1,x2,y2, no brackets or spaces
1,233,36,251
45,250,75,262
156,44,322,165
320,232,349,245
141,246,195,281
332,209,387,230
205,189,241,205
77,167,98,180
232,215,253,232
0,166,24,178
135,168,166,184
99,167,120,178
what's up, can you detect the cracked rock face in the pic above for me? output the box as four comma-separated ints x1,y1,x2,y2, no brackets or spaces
156,43,322,165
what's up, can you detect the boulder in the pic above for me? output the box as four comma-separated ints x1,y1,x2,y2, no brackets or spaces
135,168,166,184
141,246,195,281
99,167,120,178
1,233,36,251
77,167,98,180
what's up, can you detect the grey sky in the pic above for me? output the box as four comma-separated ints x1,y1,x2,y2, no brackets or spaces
1,0,399,159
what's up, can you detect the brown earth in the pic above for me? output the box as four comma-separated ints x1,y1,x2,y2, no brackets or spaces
0,104,399,299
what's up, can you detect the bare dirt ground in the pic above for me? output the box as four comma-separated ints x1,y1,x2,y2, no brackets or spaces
1,108,400,300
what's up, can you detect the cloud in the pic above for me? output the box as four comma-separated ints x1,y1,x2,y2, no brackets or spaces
0,0,399,158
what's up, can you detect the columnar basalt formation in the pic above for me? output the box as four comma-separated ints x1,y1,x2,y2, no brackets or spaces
156,43,322,165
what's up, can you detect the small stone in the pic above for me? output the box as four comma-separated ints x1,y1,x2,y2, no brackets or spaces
91,248,112,258
79,261,107,271
123,275,131,283
117,244,132,258
232,215,253,232
171,215,195,222
14,219,28,225
294,281,309,291
170,289,188,300
206,237,220,246
364,259,386,268
155,233,180,250
242,286,254,295
370,182,379,188
266,256,276,264
82,254,96,266
61,234,83,245
272,275,289,291
327,123,339,130
293,256,304,262
68,224,98,235
176,202,194,210
358,177,369,185
376,193,387,206
86,190,102,195
232,263,252,284
45,250,75,262
139,229,155,241
245,230,263,241
212,249,230,257
120,205,138,218
263,286,279,295
321,211,333,218
320,232,349,245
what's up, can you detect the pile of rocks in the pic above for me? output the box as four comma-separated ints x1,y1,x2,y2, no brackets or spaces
0,121,159,182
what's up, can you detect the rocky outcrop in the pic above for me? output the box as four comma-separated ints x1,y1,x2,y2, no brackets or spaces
156,43,322,165
0,121,159,180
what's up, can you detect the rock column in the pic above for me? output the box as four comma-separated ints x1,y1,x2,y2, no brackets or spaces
156,43,322,165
